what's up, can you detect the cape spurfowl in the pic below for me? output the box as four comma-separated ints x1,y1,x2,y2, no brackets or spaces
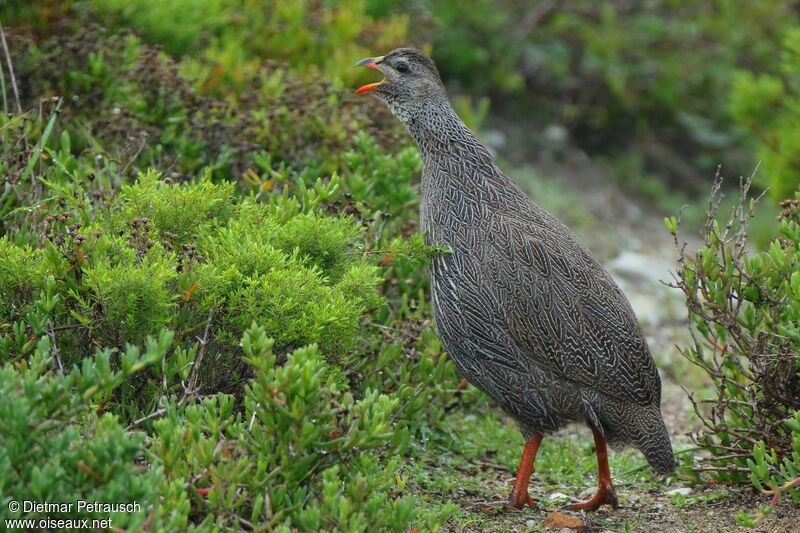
355,48,675,511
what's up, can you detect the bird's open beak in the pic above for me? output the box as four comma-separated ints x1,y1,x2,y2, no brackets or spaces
354,56,387,94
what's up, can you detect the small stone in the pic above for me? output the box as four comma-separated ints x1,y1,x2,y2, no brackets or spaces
666,487,693,496
607,250,672,285
543,124,568,145
525,519,536,527
484,129,507,150
548,492,571,501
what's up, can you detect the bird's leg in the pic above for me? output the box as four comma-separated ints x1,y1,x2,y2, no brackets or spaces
506,433,543,509
566,425,619,511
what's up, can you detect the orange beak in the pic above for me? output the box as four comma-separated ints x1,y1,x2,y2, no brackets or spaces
355,56,386,94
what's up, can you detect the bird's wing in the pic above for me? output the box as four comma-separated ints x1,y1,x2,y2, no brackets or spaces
471,208,661,406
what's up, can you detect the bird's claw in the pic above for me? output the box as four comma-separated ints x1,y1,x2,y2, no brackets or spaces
563,485,618,512
471,492,536,513
507,491,537,510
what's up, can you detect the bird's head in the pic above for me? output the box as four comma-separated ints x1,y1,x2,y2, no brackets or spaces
354,48,446,123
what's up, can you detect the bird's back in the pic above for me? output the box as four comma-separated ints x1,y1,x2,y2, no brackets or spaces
421,148,675,472
420,135,661,411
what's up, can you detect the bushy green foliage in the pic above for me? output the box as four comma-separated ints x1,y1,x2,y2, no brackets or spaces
0,150,460,528
4,18,403,200
120,172,236,241
0,318,433,530
92,0,410,88
0,327,187,531
1,168,386,397
343,131,421,219
0,239,47,322
84,249,178,345
668,178,800,503
730,29,800,201
92,0,234,56
0,5,473,529
146,324,420,531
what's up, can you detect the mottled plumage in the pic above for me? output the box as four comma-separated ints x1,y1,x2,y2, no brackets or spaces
356,48,675,506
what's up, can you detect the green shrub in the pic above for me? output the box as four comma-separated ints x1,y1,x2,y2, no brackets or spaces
93,0,410,87
0,167,388,410
0,6,473,530
220,259,378,357
668,175,800,503
119,171,236,241
0,319,430,530
730,29,800,201
0,239,46,322
83,248,177,345
6,18,402,198
91,0,234,56
0,328,187,531
343,131,421,219
135,324,420,531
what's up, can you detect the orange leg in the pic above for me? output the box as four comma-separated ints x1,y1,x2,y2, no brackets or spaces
566,425,619,511
507,433,544,509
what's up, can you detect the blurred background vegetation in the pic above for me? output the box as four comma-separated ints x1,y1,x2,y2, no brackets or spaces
6,0,800,206
1,0,799,530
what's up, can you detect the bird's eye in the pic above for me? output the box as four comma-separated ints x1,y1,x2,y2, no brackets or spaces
395,62,410,73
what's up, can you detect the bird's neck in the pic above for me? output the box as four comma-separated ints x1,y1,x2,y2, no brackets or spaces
400,98,499,195
404,98,512,235
403,100,482,158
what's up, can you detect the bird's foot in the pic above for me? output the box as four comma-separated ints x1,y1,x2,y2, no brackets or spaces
472,491,536,513
564,484,618,512
507,489,537,510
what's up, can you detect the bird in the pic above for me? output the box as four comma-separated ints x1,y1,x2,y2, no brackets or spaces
354,48,675,511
